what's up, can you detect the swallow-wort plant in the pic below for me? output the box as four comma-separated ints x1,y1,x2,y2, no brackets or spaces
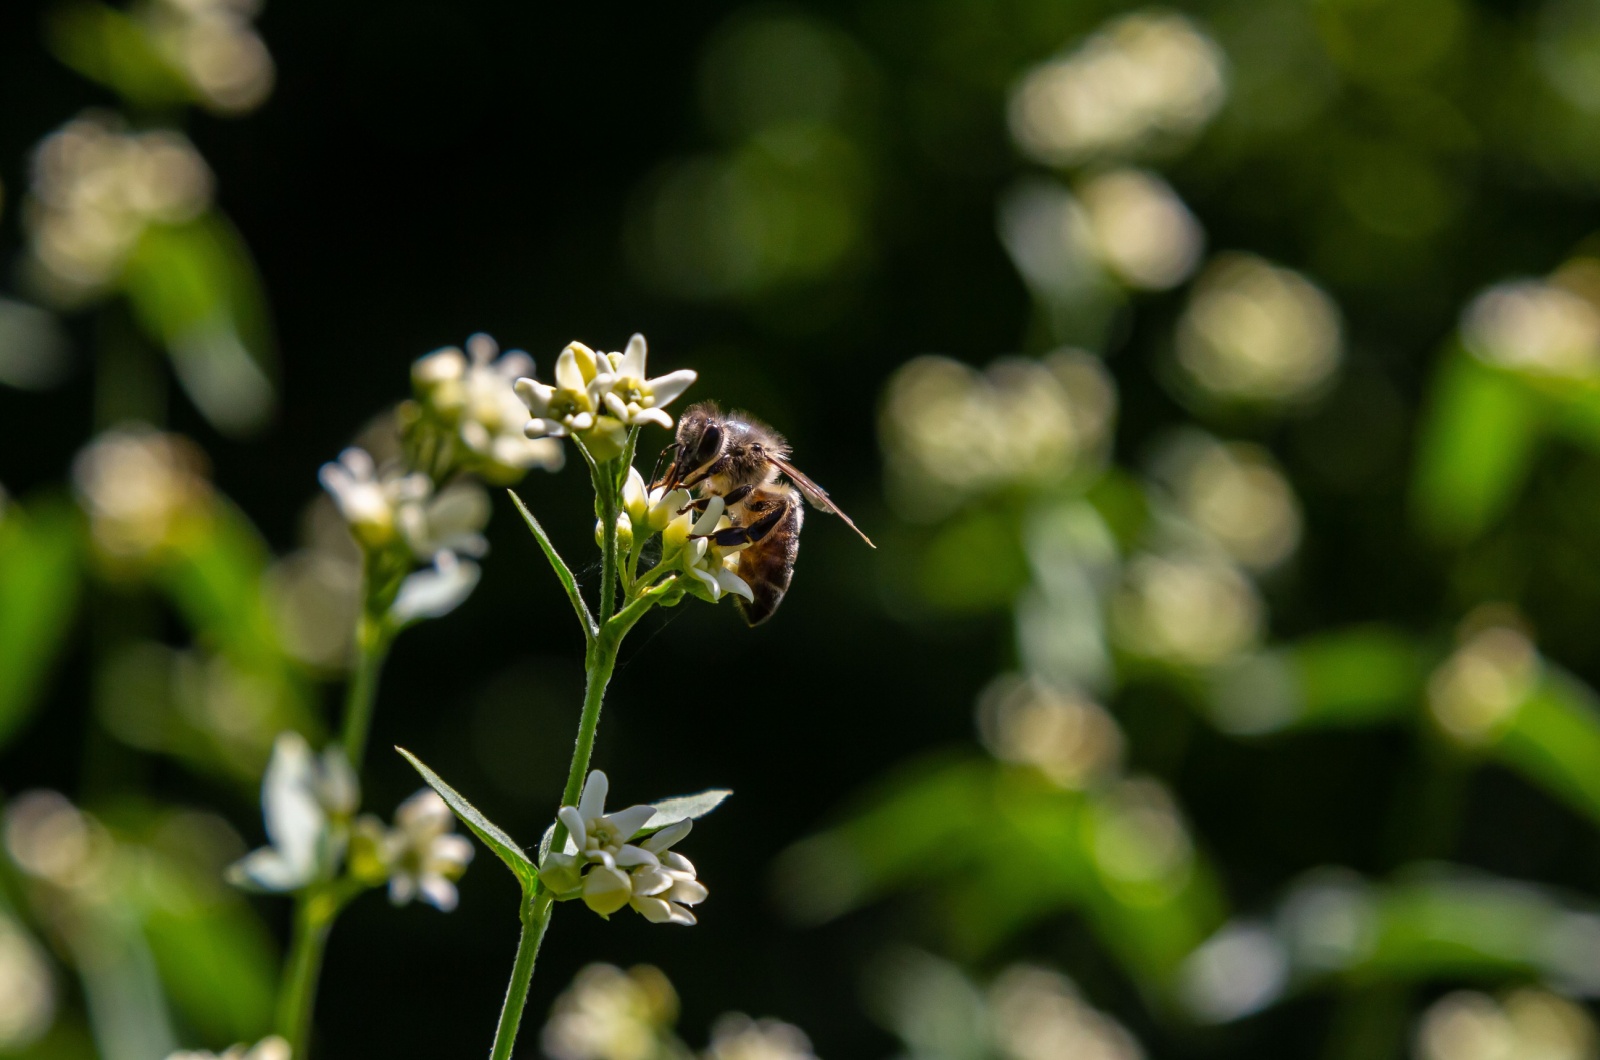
226,333,736,1059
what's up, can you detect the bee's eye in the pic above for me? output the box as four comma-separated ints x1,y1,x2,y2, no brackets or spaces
695,424,723,464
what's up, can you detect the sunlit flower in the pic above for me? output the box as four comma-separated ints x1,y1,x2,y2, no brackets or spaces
3,792,115,895
558,771,659,874
1087,777,1194,901
627,821,708,926
988,965,1144,1060
1175,253,1342,405
24,113,212,301
395,480,490,559
165,1036,291,1060
661,497,755,603
623,466,692,533
227,732,358,892
1416,989,1596,1060
72,426,213,562
145,0,275,115
1076,168,1203,290
593,334,698,430
1151,431,1301,571
542,963,680,1060
705,1014,818,1060
364,790,475,911
516,341,606,438
1111,552,1262,667
414,334,565,478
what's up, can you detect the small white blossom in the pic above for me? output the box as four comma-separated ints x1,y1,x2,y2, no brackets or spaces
317,448,429,551
165,1036,290,1060
227,733,357,893
390,550,482,624
661,498,754,604
395,479,490,559
541,964,680,1060
379,790,475,911
705,1014,818,1060
557,771,659,874
414,334,564,478
626,821,708,926
515,341,606,439
591,334,698,430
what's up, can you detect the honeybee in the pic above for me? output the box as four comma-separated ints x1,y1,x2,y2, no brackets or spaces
655,402,874,625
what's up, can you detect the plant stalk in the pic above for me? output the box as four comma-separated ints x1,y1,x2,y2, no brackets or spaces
488,890,555,1060
276,886,342,1056
341,611,390,773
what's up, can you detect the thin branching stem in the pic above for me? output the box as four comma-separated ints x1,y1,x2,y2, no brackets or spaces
488,890,555,1060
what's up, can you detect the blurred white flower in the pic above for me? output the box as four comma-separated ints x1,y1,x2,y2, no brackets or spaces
1076,168,1204,290
1112,552,1262,667
1176,922,1289,1023
976,674,1123,789
146,0,275,114
318,447,429,551
0,912,55,1050
1151,431,1302,571
1416,989,1596,1060
989,965,1143,1060
593,334,698,430
627,821,708,926
227,732,357,892
414,334,565,478
1462,279,1600,380
25,114,212,301
165,1036,291,1060
395,479,491,559
374,790,474,911
1175,254,1342,405
1087,778,1195,899
389,550,482,624
542,963,680,1060
1427,614,1538,746
73,426,212,562
705,1014,818,1060
1009,11,1227,166
3,791,116,896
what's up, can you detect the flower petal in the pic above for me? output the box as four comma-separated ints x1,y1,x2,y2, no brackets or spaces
390,552,481,623
605,804,657,841
419,875,460,912
433,834,475,867
641,820,692,854
578,770,608,821
620,333,647,378
668,877,708,905
715,568,755,603
226,847,312,892
692,497,726,536
646,369,697,408
582,865,633,916
635,408,674,430
513,378,554,416
630,894,675,923
613,844,660,869
557,806,587,844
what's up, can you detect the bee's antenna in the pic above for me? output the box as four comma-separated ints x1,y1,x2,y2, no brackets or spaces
649,444,676,490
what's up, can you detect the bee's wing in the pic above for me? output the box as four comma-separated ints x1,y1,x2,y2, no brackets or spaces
766,454,876,548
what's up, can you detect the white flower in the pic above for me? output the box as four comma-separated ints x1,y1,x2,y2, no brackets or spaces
592,334,697,430
165,1036,291,1060
390,550,482,624
705,1014,818,1060
558,771,659,874
73,426,212,561
317,447,429,550
395,479,490,559
626,821,708,926
227,733,357,893
622,466,691,533
661,498,755,604
415,334,565,477
380,790,475,912
515,341,605,439
541,964,680,1060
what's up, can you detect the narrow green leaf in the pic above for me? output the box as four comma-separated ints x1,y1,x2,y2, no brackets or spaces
642,789,733,831
1411,349,1542,546
0,502,81,751
509,490,596,642
1493,670,1600,828
397,748,535,890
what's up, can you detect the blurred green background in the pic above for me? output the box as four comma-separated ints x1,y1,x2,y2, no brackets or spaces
9,0,1600,1057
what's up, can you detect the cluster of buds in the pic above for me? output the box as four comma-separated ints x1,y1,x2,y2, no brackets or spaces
515,334,696,461
538,772,709,926
408,333,564,483
227,733,472,910
657,494,755,605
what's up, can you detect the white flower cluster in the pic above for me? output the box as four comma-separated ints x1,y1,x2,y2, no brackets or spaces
228,734,472,908
515,334,696,460
643,479,756,604
145,0,276,115
72,425,213,563
25,113,212,301
318,447,487,623
412,333,565,481
539,772,709,926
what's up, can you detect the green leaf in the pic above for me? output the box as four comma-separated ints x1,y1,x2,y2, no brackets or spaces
1411,349,1543,546
509,490,595,641
45,1,195,108
397,747,536,890
1492,669,1600,828
642,789,733,831
0,501,81,751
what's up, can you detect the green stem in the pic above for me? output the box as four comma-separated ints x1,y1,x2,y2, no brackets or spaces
276,886,346,1056
341,611,390,773
488,891,555,1060
596,467,620,624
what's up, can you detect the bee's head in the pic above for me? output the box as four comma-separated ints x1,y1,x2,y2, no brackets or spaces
656,402,726,490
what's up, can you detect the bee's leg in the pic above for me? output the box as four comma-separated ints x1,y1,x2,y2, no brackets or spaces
704,502,787,547
679,484,754,514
